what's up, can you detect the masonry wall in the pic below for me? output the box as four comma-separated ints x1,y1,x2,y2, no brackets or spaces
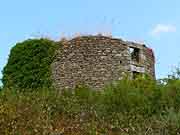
51,35,155,90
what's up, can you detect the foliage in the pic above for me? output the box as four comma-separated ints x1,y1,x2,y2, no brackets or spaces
1,38,180,134
2,39,57,90
1,73,180,134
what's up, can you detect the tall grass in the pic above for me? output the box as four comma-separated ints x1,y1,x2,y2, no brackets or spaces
1,75,180,134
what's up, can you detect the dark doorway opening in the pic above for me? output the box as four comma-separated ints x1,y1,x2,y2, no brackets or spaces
132,71,142,79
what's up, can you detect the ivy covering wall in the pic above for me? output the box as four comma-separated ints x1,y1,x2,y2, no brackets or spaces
2,38,57,90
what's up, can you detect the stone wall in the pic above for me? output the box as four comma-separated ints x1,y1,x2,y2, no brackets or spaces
51,35,155,90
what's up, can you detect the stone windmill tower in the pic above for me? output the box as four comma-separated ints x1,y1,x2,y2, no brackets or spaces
51,35,155,90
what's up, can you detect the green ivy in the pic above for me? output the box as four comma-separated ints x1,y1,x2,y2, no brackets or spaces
2,38,57,90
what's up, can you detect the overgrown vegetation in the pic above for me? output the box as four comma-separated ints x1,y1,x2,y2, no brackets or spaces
2,39,57,89
1,38,180,134
1,74,180,134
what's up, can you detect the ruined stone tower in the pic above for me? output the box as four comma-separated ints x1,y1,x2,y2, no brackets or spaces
51,35,155,90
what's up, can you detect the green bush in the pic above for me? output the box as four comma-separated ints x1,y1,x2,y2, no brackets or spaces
1,75,180,134
2,38,57,90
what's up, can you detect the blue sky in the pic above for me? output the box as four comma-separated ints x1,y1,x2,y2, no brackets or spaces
1,0,180,82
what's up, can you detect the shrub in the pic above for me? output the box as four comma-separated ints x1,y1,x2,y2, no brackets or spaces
2,38,57,90
1,75,180,134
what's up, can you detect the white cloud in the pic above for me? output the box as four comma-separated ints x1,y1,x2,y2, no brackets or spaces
150,24,176,36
